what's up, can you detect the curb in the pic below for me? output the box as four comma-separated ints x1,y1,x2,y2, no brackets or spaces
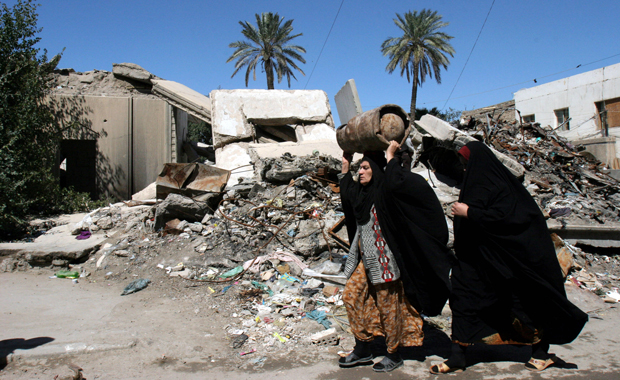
7,340,137,363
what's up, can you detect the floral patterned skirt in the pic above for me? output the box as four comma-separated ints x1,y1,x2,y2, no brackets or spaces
342,261,424,353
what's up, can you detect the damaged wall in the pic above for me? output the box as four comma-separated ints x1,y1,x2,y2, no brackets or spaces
514,62,620,167
50,66,192,200
53,94,182,200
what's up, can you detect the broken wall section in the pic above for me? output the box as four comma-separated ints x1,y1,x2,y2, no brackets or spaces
210,90,338,186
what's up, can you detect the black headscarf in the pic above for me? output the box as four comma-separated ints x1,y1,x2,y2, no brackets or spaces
452,141,587,344
348,151,386,225
340,151,454,316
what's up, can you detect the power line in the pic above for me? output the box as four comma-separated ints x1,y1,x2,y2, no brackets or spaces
304,0,345,89
424,52,620,106
441,0,496,110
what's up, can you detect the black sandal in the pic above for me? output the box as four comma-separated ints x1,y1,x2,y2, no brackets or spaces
372,355,404,372
338,351,373,367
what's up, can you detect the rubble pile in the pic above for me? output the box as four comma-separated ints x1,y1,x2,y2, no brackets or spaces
4,131,620,362
458,120,620,225
61,153,373,360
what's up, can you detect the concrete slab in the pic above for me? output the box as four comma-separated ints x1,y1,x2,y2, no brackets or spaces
248,139,342,161
0,213,109,265
210,89,334,147
152,79,212,124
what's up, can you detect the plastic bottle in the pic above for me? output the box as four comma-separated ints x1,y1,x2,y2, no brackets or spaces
56,270,80,279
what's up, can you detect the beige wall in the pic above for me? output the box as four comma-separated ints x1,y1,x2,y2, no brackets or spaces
132,98,170,194
79,96,131,200
54,95,188,200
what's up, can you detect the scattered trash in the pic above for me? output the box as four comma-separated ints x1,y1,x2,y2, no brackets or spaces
55,270,80,279
75,230,91,240
220,266,244,278
121,278,151,296
231,333,248,348
273,332,287,343
306,310,332,329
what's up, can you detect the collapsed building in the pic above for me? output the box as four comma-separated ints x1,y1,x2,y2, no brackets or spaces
2,72,620,360
49,63,342,200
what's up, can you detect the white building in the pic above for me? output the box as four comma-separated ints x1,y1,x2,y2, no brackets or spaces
514,62,620,169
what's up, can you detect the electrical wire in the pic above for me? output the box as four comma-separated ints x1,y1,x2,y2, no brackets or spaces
424,52,620,106
441,0,496,110
304,0,345,89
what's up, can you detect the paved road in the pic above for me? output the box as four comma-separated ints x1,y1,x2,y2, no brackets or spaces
1,270,618,379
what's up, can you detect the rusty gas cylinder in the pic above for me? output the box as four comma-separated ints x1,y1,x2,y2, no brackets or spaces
336,104,409,153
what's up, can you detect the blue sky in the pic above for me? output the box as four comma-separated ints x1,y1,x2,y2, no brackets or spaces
26,0,620,124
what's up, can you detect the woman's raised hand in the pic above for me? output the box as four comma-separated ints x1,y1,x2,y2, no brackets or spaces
386,141,400,162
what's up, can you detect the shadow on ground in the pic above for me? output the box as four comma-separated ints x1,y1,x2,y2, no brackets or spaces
0,337,55,369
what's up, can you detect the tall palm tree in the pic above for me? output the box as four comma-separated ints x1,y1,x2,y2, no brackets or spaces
227,12,306,89
381,10,455,119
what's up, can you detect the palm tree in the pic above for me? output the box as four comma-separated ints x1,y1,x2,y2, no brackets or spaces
381,10,455,120
227,12,306,89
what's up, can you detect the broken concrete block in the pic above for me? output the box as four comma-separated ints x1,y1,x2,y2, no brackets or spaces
415,114,468,143
214,143,254,187
132,182,157,201
210,89,334,147
295,123,337,142
248,139,343,162
79,73,94,83
112,62,154,83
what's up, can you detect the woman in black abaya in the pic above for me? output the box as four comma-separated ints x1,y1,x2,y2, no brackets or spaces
338,141,453,373
430,141,588,374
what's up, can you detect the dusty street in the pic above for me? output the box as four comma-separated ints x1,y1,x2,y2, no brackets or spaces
2,268,619,380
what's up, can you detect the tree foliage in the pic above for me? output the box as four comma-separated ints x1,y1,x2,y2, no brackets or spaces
381,9,455,120
0,0,100,239
416,107,461,123
227,12,306,89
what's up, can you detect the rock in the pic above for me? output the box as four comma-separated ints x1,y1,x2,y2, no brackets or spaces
154,193,211,230
96,216,114,230
52,259,68,267
112,62,154,83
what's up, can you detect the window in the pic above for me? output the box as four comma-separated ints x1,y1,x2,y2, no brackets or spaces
522,114,535,123
554,108,570,130
596,97,620,136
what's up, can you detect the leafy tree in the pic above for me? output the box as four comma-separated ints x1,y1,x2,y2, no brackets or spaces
227,12,306,89
381,9,455,120
0,0,100,239
416,106,461,123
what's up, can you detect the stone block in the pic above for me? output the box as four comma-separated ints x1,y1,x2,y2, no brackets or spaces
112,62,153,83
210,89,334,147
415,114,461,142
295,123,337,142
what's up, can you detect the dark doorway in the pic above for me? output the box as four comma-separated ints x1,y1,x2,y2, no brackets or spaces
60,140,97,199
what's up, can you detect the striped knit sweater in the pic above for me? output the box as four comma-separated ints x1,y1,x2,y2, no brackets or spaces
344,205,401,284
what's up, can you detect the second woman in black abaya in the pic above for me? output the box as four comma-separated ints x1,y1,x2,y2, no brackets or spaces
431,141,588,374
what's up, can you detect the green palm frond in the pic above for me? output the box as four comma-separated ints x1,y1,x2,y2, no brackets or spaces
381,9,455,117
227,12,306,89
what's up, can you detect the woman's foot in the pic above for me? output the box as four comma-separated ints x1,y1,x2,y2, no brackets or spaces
429,362,465,374
338,351,373,367
525,355,556,372
372,352,403,372
338,339,373,367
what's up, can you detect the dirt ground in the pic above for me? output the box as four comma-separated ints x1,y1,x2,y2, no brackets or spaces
2,263,620,380
2,208,620,380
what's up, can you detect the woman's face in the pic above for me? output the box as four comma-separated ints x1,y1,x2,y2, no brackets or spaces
358,161,373,186
458,154,468,171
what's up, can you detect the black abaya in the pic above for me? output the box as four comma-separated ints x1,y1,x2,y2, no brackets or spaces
340,152,454,317
451,141,588,345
